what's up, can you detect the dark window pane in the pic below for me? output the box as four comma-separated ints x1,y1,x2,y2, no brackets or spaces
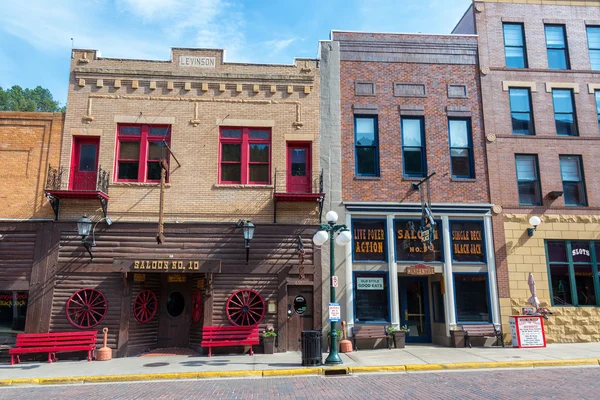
571,242,591,263
79,144,97,172
518,182,540,205
291,148,307,176
249,164,269,183
563,182,584,206
512,113,533,135
454,274,490,322
394,219,443,262
404,148,425,176
356,147,376,175
574,264,596,305
120,126,141,135
548,242,568,263
149,127,169,136
548,49,568,69
451,221,485,263
147,162,161,180
119,141,140,160
221,164,241,182
451,151,471,178
148,142,165,160
249,144,269,162
550,264,572,305
516,155,537,180
432,283,445,323
354,273,389,322
249,130,269,139
352,219,387,262
118,162,139,180
166,292,185,317
221,144,241,162
221,129,242,138
555,115,577,136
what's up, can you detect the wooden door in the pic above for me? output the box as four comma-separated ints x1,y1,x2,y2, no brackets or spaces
158,276,191,348
70,137,99,190
287,286,313,351
286,143,311,193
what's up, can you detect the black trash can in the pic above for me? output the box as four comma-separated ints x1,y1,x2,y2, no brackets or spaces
301,330,323,366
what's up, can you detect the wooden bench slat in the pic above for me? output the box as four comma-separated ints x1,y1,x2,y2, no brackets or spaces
201,325,260,357
9,332,98,365
461,324,504,348
352,326,391,351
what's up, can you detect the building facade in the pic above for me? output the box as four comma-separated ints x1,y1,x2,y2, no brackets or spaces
6,48,323,356
0,112,63,340
455,0,600,342
320,31,499,346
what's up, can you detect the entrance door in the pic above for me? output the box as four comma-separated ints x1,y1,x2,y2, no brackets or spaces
398,277,431,343
158,276,191,348
70,137,99,190
287,286,313,351
286,143,311,193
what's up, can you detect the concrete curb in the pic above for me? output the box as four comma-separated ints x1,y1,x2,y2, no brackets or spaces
0,359,598,386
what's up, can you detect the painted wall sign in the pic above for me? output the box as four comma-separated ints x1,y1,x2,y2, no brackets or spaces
356,277,384,290
133,273,146,282
112,258,221,273
167,274,187,283
450,221,485,263
352,219,387,262
395,219,442,262
405,264,435,276
179,56,216,68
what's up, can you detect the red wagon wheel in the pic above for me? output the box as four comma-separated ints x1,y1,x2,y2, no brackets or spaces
192,290,203,323
133,290,158,323
226,289,265,326
66,288,107,329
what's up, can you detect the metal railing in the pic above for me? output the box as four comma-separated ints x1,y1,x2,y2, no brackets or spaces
45,165,110,194
273,169,323,195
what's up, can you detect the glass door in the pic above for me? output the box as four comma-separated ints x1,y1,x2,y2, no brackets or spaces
398,277,431,343
286,143,311,193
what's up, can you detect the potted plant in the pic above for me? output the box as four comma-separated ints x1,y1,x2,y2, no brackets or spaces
262,325,277,354
387,325,409,349
325,326,344,351
449,324,465,348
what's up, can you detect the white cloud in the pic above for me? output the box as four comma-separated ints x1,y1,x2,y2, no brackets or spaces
265,38,296,53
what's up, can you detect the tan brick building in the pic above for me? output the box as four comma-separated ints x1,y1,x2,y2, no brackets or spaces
320,32,498,347
5,48,324,356
455,0,600,342
0,112,63,339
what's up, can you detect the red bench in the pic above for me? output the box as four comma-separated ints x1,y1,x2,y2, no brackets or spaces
9,331,97,365
201,326,259,357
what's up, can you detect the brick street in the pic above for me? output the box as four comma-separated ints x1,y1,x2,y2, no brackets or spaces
1,367,598,400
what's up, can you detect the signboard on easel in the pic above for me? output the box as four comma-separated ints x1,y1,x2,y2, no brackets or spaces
509,316,546,348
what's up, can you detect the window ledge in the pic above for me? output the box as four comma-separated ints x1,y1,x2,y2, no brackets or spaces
402,177,426,182
213,184,274,189
354,176,381,181
451,178,477,182
112,182,171,188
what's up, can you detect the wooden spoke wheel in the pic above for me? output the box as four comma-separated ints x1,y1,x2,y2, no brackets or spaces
66,288,107,329
226,289,265,326
133,290,158,323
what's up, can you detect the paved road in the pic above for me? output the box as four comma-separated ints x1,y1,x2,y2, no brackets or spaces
1,367,598,399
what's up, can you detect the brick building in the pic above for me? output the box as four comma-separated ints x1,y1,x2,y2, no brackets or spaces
320,31,498,346
0,112,63,340
3,48,323,356
454,0,600,342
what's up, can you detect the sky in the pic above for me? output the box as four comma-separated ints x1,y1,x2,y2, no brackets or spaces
0,0,473,105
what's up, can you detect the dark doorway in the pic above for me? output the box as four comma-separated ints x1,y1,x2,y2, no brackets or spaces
398,277,431,343
287,286,313,351
158,276,192,348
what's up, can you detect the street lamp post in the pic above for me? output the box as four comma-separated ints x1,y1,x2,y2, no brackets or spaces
313,210,351,365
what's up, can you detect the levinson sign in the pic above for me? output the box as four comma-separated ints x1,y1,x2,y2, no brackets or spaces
179,56,216,68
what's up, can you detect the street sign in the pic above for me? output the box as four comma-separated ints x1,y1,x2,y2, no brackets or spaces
329,302,340,322
332,276,338,287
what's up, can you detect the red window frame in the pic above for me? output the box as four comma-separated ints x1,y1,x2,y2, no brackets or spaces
218,127,271,185
115,124,171,183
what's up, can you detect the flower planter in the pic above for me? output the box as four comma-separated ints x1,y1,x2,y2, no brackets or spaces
262,336,276,354
450,330,465,348
392,332,406,349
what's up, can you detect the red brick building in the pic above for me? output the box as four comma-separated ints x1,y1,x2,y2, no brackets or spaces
454,0,600,342
320,31,498,346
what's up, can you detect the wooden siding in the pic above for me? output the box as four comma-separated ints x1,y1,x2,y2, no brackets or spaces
127,274,161,355
188,274,205,350
0,232,36,287
50,273,122,350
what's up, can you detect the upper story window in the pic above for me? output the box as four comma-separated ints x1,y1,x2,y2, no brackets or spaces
552,89,577,136
509,88,534,135
596,91,600,132
401,117,426,178
448,118,474,179
515,154,541,206
560,155,586,207
503,23,527,68
545,25,570,70
586,26,600,70
354,116,379,177
219,127,271,185
116,125,170,183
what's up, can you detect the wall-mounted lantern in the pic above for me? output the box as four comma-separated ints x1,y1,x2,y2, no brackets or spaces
77,215,113,260
527,216,542,237
237,219,255,264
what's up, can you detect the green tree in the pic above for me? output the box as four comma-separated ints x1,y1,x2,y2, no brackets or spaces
0,85,64,112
